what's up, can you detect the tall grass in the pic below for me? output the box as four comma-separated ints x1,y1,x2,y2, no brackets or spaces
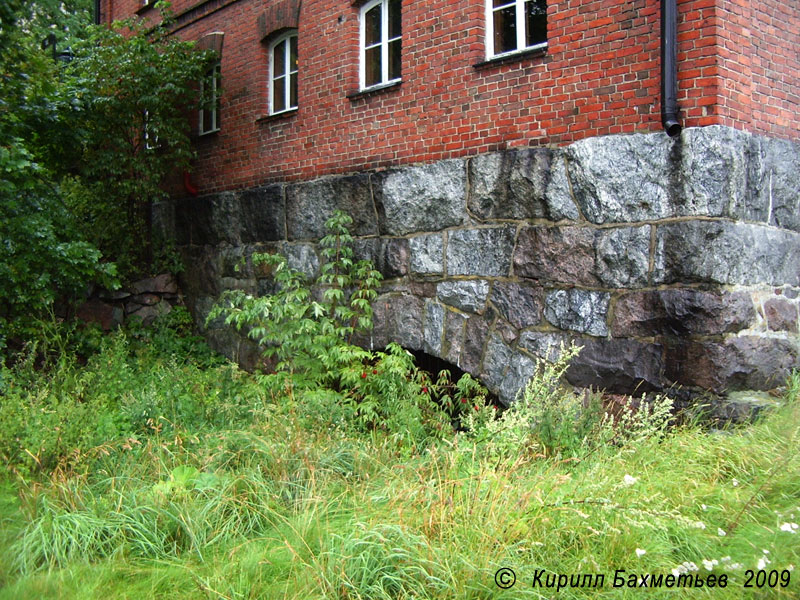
1,331,798,599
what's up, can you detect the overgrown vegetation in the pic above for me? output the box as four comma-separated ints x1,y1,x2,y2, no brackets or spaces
0,1,211,354
1,210,798,598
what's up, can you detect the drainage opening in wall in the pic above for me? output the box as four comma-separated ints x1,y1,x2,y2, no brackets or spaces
405,348,500,429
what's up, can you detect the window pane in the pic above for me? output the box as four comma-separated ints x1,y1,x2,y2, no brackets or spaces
525,0,547,46
493,5,517,54
289,72,298,108
203,107,214,133
493,0,514,7
290,35,298,73
273,40,286,77
273,76,286,113
365,5,381,46
388,0,401,39
388,38,401,80
365,46,382,86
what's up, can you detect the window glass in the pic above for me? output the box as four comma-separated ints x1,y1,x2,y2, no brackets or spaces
199,62,220,134
525,0,547,47
273,40,286,77
361,0,401,89
365,5,382,46
493,5,517,55
487,0,546,58
388,0,401,39
270,32,298,115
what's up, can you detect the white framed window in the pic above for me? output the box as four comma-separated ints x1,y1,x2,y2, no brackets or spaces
360,0,401,90
199,61,221,135
486,0,547,59
269,31,298,115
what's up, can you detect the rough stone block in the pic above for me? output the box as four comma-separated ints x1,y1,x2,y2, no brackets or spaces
499,351,538,405
566,338,665,393
436,280,490,314
679,126,753,221
595,225,652,288
175,192,241,246
279,242,320,280
424,299,445,356
373,159,466,235
665,336,800,393
467,147,578,221
489,281,543,329
239,184,286,242
461,315,489,375
446,227,516,277
565,132,674,224
763,297,799,332
480,332,513,394
286,173,376,240
409,233,443,275
518,331,571,363
513,225,651,288
351,237,409,279
443,309,467,367
372,293,424,352
544,289,610,337
514,226,597,286
653,221,800,287
611,289,756,337
752,135,800,231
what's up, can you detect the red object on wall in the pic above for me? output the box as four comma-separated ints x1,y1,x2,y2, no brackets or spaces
102,0,800,195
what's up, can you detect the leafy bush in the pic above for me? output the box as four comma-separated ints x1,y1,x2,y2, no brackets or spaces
210,211,486,448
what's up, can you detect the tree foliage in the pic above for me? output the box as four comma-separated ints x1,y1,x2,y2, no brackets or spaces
45,8,214,274
0,1,212,352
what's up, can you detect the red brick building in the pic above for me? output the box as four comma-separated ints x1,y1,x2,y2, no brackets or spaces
99,0,799,194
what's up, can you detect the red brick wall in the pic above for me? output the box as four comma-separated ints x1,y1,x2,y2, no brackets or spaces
100,0,799,193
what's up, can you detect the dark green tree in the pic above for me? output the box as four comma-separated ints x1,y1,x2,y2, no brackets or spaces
50,8,214,275
0,0,115,351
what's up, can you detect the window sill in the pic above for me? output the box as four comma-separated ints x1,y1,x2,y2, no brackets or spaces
473,44,547,70
197,128,220,138
347,79,402,100
256,108,298,123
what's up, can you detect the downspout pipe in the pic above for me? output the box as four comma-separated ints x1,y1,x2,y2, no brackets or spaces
94,0,101,25
661,0,682,137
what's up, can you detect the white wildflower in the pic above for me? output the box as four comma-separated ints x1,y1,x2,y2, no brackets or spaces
693,521,706,529
701,504,707,511
763,549,770,554
721,556,731,562
732,478,739,487
757,557,767,570
779,522,799,533
702,559,715,571
636,548,646,558
788,565,794,572
717,528,726,536
623,474,638,486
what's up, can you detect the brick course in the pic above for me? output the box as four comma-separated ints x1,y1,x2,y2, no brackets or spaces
102,0,799,193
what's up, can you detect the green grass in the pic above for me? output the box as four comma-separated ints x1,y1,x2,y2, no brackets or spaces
1,337,798,599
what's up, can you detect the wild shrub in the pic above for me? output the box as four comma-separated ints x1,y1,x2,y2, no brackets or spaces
209,211,485,448
461,342,674,460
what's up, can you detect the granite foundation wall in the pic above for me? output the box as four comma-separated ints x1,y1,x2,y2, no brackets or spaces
158,126,800,406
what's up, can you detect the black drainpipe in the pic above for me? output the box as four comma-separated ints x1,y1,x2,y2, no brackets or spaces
94,0,101,25
661,0,681,137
